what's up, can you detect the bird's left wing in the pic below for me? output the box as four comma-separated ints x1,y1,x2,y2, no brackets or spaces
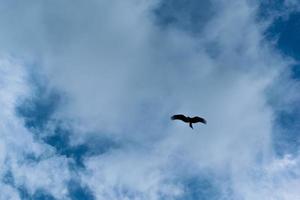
171,114,189,122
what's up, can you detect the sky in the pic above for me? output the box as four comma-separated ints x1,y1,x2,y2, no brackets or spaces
0,0,300,199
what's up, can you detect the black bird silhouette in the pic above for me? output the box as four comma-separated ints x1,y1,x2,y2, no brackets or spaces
171,114,206,129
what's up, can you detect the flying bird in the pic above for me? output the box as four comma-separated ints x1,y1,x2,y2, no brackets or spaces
171,114,206,129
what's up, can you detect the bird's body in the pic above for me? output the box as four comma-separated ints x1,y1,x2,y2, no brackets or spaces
171,114,206,129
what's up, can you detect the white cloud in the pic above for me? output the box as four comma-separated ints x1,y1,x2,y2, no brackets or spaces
0,0,299,199
231,154,300,200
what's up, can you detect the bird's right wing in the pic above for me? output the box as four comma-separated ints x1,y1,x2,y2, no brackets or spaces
191,116,207,124
171,114,189,122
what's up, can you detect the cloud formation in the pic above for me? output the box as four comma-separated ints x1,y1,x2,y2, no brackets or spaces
0,0,299,199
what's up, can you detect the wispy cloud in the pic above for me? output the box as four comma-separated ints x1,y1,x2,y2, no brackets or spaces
0,0,299,199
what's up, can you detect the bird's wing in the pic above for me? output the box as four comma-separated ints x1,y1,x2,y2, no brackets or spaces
191,116,207,124
171,114,189,122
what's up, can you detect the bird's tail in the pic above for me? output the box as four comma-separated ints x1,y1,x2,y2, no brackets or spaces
189,123,193,129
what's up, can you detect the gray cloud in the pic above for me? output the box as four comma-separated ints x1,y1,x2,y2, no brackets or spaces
0,0,299,199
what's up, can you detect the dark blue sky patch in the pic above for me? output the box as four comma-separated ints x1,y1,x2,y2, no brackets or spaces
18,186,32,200
18,186,56,200
258,0,285,19
2,170,15,186
32,190,56,200
178,176,223,200
44,126,120,168
152,0,215,34
273,109,300,156
16,63,64,131
266,12,300,60
43,127,87,167
261,2,300,80
16,89,61,131
291,64,300,80
68,180,94,200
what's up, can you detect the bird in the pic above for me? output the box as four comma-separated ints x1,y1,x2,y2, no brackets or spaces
171,114,206,129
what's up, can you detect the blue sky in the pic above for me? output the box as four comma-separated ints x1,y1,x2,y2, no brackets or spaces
0,0,300,199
